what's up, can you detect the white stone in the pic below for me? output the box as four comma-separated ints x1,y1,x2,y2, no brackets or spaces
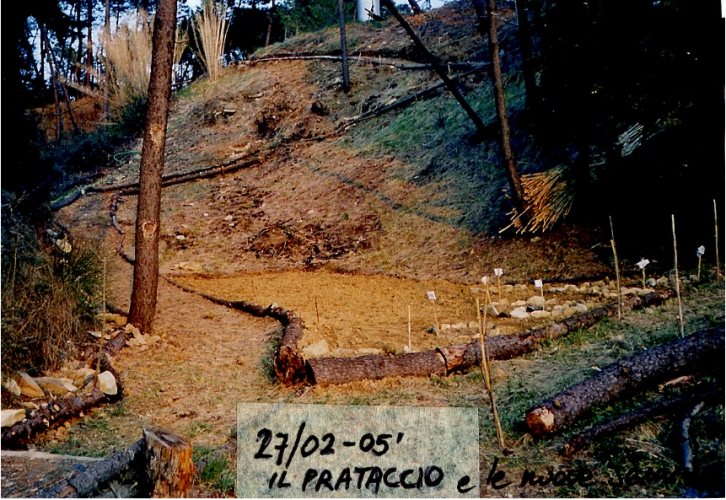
17,372,45,398
485,304,500,317
637,288,656,296
562,306,579,317
530,310,552,319
98,371,118,396
511,300,527,307
223,215,234,221
2,409,26,428
3,379,21,396
35,377,77,396
564,284,578,292
656,276,669,287
575,303,589,313
510,307,530,320
302,339,329,357
527,296,545,308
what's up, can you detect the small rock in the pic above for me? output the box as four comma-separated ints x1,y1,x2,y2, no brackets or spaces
530,236,541,243
530,310,552,319
35,377,77,396
527,296,545,308
621,287,638,296
495,297,510,307
564,284,578,292
545,298,558,305
551,286,566,293
688,274,698,282
510,307,530,320
551,309,563,319
503,285,514,293
175,234,186,241
223,214,234,221
17,372,45,398
302,339,329,357
21,402,39,410
590,287,603,296
88,330,103,338
491,365,507,383
485,304,500,317
2,409,26,428
511,300,527,307
646,278,657,287
124,323,141,337
575,303,589,313
403,345,411,353
98,371,118,395
637,288,655,296
440,324,452,331
562,306,579,317
3,379,21,397
515,284,528,291
98,313,127,327
451,322,468,330
656,276,669,287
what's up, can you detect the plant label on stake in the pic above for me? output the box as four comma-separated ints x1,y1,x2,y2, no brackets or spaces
697,245,705,281
636,258,650,288
494,268,503,301
534,279,544,303
481,276,491,304
427,291,440,335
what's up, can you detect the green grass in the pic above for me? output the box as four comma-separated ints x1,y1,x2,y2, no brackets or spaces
193,445,236,495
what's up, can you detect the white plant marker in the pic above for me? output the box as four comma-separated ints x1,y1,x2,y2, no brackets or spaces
636,258,650,288
481,276,492,304
427,290,440,335
494,268,503,301
407,304,412,352
672,215,685,337
696,246,705,281
534,279,544,303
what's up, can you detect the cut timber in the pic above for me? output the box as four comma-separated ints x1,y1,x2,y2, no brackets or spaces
561,385,721,457
525,326,724,436
1,387,122,449
308,291,671,386
143,427,195,497
35,439,145,497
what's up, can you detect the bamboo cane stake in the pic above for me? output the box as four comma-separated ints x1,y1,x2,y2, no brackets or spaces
102,257,107,315
609,216,622,321
476,297,506,451
672,214,685,337
407,305,412,352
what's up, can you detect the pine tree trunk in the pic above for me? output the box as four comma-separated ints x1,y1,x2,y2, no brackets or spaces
128,0,178,334
525,326,724,436
265,0,275,46
337,0,351,92
86,0,94,88
76,0,83,83
103,0,111,119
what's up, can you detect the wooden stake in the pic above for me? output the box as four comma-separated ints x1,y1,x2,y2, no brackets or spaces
485,280,492,305
102,257,107,315
314,296,320,325
476,297,506,452
715,199,722,280
672,214,685,337
609,216,622,321
497,275,502,302
642,267,646,289
431,300,440,335
697,255,702,281
407,305,412,352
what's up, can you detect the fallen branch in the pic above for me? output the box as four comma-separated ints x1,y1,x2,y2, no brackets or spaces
525,326,724,437
246,53,481,72
680,401,706,474
109,193,135,264
561,384,720,457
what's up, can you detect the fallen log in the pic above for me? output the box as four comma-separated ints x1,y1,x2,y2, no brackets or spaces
164,278,308,385
1,386,123,450
143,427,195,497
36,439,146,497
308,291,671,386
525,326,724,437
246,53,480,72
561,384,721,457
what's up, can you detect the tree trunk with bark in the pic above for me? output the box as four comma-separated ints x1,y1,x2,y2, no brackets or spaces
103,0,111,119
525,326,724,436
143,427,195,497
472,0,525,212
265,0,275,46
407,0,423,15
128,0,178,334
86,0,94,88
337,0,351,92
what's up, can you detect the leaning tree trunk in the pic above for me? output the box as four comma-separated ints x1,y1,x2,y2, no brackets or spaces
525,326,724,436
514,0,538,114
128,0,178,334
337,0,351,92
472,0,525,213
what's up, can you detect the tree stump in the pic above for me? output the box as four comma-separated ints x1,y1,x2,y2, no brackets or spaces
143,427,195,497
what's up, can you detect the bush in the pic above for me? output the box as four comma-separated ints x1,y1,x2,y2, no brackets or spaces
1,202,102,375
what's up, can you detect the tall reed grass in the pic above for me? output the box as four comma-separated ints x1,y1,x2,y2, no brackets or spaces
191,1,229,81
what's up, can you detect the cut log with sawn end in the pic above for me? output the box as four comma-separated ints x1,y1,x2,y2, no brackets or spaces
525,326,724,437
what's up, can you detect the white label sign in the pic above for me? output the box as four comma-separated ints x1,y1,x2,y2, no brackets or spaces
636,258,650,270
697,246,705,257
493,269,503,277
236,403,480,497
426,291,437,301
534,279,543,289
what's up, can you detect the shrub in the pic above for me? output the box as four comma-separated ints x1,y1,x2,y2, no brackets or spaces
1,202,102,375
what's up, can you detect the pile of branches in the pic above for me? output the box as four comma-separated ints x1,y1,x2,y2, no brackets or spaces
505,165,574,234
